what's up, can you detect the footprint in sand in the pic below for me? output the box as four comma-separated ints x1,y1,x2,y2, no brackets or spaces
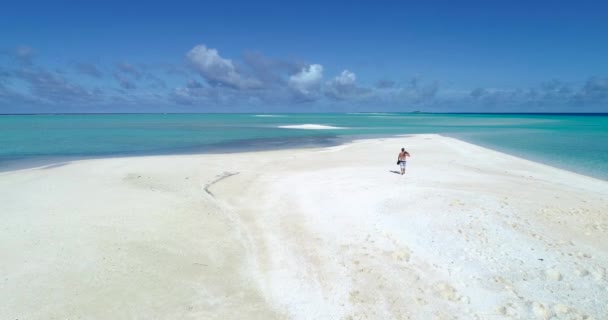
576,251,592,259
433,282,462,302
552,303,577,318
497,302,521,317
531,302,592,320
545,268,563,281
531,301,552,319
591,266,606,282
391,247,411,263
415,297,428,305
575,266,590,277
348,290,362,303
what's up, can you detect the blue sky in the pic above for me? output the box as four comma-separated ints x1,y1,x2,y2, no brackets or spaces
1,0,607,113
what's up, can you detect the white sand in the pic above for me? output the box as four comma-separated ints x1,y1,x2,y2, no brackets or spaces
1,134,607,319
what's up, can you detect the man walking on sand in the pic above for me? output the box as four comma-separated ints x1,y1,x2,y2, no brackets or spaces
397,148,410,175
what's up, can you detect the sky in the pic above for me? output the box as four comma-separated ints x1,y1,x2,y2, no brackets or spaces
0,0,607,113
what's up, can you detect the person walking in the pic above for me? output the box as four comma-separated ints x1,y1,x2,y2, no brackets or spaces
397,148,410,175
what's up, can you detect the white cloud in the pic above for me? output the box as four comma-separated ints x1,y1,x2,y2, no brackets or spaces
288,64,323,98
187,44,261,89
333,70,356,86
325,69,369,100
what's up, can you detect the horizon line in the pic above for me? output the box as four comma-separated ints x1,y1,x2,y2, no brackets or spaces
1,112,607,116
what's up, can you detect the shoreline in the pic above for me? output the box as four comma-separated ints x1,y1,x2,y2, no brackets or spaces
2,132,607,183
0,134,350,173
0,133,379,174
1,134,607,318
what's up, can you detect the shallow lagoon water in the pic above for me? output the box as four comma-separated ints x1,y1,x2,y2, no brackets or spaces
1,113,607,180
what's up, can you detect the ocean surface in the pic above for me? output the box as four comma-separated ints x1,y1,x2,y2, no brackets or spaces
1,113,607,180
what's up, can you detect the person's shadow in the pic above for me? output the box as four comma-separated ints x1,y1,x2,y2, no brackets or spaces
389,170,401,175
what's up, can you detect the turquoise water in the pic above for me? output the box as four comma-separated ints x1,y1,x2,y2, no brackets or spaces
1,113,607,180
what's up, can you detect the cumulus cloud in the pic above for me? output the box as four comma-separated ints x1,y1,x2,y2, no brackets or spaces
469,88,521,109
578,77,608,102
186,79,203,89
288,64,324,101
114,72,137,90
468,77,608,111
334,70,356,86
0,48,109,109
16,67,103,104
170,87,212,105
470,87,488,98
0,83,33,107
375,79,396,89
75,63,103,78
187,45,262,90
325,70,370,100
112,63,168,90
399,77,439,104
116,62,142,79
242,51,302,87
1,42,607,112
170,80,248,107
144,73,167,89
162,63,190,76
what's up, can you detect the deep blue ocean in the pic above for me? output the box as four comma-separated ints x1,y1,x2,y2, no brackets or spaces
1,113,607,180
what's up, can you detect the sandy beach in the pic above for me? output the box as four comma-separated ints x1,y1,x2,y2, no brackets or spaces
1,134,607,319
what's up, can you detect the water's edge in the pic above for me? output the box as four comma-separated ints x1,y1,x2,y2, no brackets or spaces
2,132,606,183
